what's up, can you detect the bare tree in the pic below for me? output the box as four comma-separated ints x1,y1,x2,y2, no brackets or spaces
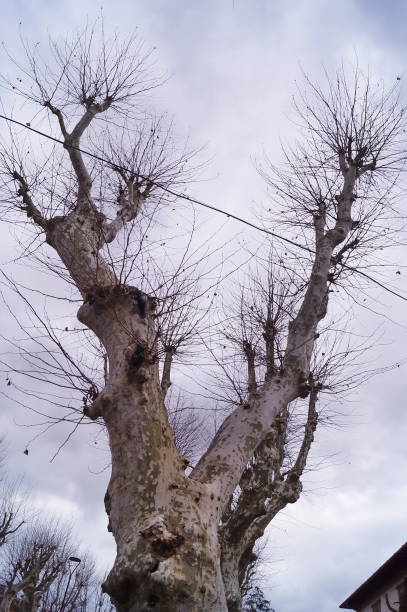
0,518,113,611
0,441,25,550
0,480,24,552
0,446,112,611
197,252,389,609
0,518,65,609
0,24,406,610
38,553,114,612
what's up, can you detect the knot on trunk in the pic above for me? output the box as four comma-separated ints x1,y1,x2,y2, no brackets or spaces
275,473,302,503
298,372,311,399
78,284,157,320
83,391,113,420
140,518,184,561
125,343,157,383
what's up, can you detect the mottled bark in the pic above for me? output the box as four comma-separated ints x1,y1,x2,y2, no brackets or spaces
14,96,230,612
43,159,354,607
75,287,227,610
220,389,319,610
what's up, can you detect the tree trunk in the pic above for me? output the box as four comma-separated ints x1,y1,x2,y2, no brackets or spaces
77,287,228,611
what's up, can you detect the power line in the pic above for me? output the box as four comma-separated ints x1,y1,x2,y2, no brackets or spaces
0,114,311,253
1,112,407,303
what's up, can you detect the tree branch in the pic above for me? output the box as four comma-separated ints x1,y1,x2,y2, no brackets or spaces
12,171,48,229
103,182,144,244
161,346,175,400
263,316,277,381
0,511,24,548
220,387,319,606
65,104,111,204
243,341,257,398
43,101,69,139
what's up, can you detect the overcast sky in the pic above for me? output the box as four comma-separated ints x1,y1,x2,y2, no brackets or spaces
1,2,407,611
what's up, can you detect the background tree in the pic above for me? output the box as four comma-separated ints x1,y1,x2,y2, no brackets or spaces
0,24,406,611
0,442,112,611
0,518,114,611
0,441,24,550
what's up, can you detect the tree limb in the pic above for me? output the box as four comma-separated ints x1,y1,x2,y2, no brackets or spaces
12,171,47,229
243,341,257,398
220,387,319,607
161,346,175,400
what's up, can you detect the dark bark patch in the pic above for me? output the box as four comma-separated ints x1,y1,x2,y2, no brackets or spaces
129,344,146,371
45,215,64,240
298,373,311,399
150,534,184,559
108,574,138,606
131,290,147,318
85,285,111,306
128,287,156,318
141,522,185,561
80,284,157,327
147,593,160,607
126,344,151,384
298,382,311,399
126,344,152,384
125,340,155,373
104,490,111,514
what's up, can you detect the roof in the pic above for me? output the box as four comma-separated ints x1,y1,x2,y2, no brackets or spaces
340,542,407,610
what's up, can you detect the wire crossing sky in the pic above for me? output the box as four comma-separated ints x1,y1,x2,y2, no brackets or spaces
1,113,406,303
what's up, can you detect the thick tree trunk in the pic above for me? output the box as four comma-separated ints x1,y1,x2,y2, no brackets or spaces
77,287,228,611
101,380,227,611
103,465,227,611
